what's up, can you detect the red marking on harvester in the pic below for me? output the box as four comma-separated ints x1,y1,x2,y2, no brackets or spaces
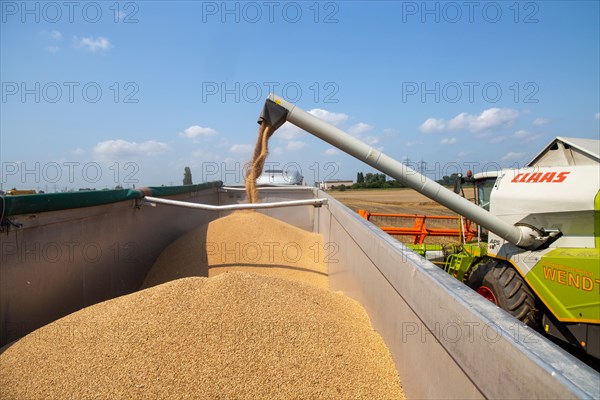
511,171,570,183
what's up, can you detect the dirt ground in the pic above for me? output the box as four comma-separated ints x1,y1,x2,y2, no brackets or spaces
329,188,456,216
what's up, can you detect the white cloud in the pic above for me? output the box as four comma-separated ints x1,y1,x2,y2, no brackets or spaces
383,128,397,136
275,109,348,140
501,151,526,162
454,108,519,132
420,108,520,133
363,136,380,146
347,122,380,146
50,30,63,40
71,147,85,155
513,129,530,139
490,136,506,144
180,125,217,139
277,109,377,149
595,112,600,120
323,148,339,156
93,139,171,159
41,30,62,53
406,140,423,147
446,113,472,131
419,118,446,133
440,137,457,145
276,122,304,140
308,108,348,125
513,129,540,143
286,141,307,151
74,36,112,52
229,144,253,154
349,122,373,136
533,117,549,125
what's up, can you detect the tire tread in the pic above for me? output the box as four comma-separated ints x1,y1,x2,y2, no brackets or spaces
467,261,538,328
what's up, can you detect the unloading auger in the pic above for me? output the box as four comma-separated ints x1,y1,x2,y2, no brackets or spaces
258,94,558,251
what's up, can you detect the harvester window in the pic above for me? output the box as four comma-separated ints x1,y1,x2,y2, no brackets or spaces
476,178,496,212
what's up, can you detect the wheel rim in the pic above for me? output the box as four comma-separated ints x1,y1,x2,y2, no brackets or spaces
476,286,498,305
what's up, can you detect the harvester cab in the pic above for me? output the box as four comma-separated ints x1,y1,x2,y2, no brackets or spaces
457,169,499,241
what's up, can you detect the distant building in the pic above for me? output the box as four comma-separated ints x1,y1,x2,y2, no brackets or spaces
319,179,353,190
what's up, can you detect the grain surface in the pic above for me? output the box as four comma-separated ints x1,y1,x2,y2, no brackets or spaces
0,272,405,399
142,211,328,289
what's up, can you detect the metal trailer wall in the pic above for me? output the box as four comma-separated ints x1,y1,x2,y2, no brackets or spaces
0,187,220,347
312,188,599,400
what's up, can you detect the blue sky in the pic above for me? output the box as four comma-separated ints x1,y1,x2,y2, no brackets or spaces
1,1,599,190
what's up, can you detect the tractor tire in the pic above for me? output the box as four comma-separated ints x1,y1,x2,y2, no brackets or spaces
467,261,539,329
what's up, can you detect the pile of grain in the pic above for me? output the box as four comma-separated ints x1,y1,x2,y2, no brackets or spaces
142,211,328,290
0,272,404,399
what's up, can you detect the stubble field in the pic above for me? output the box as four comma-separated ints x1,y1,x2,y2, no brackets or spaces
329,188,473,245
329,188,457,216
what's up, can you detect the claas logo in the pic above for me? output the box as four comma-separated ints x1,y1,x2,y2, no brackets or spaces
511,171,570,183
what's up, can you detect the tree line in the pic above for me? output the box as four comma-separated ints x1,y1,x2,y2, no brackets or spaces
332,172,461,191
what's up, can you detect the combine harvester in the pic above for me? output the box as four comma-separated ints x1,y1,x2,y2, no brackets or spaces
1,94,598,399
357,137,600,363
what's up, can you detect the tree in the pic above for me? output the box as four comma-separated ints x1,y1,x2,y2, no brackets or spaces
357,172,364,183
436,173,459,186
183,167,193,185
352,171,405,189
